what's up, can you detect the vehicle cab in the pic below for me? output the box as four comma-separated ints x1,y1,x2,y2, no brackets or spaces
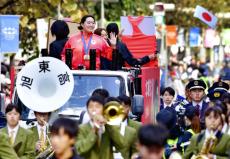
11,69,146,127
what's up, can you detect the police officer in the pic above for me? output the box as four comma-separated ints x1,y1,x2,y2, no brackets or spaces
207,81,230,134
187,79,209,129
207,81,229,102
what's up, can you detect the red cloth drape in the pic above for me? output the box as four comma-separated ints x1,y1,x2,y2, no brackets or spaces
121,16,158,67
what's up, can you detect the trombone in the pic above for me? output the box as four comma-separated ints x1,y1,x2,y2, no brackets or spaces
92,101,126,129
103,101,126,125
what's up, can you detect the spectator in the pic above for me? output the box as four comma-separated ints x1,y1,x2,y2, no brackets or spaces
160,87,175,110
94,28,108,40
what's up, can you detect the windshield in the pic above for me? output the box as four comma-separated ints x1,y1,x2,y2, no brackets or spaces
60,75,126,110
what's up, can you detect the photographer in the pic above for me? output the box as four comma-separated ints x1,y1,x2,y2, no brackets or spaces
156,108,183,159
179,105,201,154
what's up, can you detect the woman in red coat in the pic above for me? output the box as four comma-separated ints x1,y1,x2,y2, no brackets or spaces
61,15,116,70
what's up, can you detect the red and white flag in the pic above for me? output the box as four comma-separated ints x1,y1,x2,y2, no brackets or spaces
194,5,217,29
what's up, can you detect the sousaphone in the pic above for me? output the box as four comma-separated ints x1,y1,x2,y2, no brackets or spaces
16,57,74,112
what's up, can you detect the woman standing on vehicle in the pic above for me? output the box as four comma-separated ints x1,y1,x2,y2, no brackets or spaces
61,15,117,70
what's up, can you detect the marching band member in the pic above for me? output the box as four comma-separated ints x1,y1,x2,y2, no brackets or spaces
50,118,83,159
0,132,19,158
61,15,117,70
117,95,142,131
0,104,35,159
187,79,209,129
184,106,230,159
133,124,169,159
92,88,110,99
29,111,50,155
81,88,110,124
117,95,141,158
76,96,127,159
105,96,138,159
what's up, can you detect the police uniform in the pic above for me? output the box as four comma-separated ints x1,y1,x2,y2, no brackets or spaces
207,81,229,102
0,126,35,159
187,80,209,129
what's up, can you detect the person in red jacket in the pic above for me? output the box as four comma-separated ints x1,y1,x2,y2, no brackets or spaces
61,15,117,70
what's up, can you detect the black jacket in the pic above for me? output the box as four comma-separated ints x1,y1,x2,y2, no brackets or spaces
49,38,68,60
50,153,83,159
50,148,83,159
101,40,150,70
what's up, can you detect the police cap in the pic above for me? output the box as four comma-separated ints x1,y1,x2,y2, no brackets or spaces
187,80,206,90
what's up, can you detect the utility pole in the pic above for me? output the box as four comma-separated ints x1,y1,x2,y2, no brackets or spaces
101,0,105,27
150,2,175,86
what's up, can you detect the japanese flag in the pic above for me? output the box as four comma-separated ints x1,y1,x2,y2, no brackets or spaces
194,5,217,29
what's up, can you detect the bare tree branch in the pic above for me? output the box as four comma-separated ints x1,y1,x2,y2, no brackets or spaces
0,0,16,10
